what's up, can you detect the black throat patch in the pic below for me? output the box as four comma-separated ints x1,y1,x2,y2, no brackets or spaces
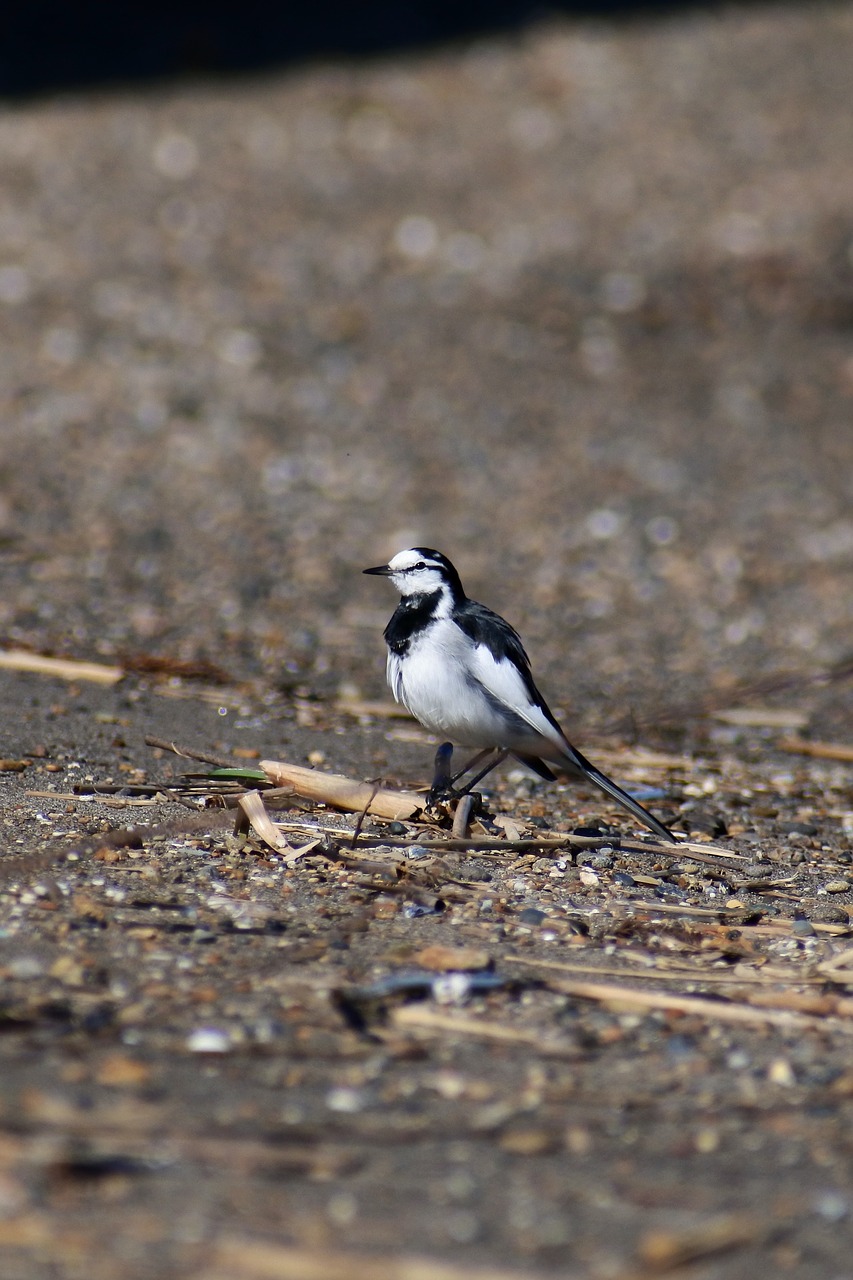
384,590,442,656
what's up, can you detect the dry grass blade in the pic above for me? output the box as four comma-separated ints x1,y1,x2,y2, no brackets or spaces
237,791,293,854
260,759,422,820
670,841,746,861
390,1004,579,1053
817,947,853,984
501,954,827,989
197,1238,551,1280
0,649,124,684
588,746,693,770
237,791,320,864
611,899,758,921
335,696,414,720
777,736,853,762
638,1211,775,1270
713,707,809,728
544,977,853,1032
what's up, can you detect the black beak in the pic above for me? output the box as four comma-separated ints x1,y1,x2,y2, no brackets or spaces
363,563,392,576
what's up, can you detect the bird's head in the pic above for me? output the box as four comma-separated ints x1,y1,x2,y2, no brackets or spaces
363,547,465,601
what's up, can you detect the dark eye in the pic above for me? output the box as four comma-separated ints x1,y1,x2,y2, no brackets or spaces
414,561,426,570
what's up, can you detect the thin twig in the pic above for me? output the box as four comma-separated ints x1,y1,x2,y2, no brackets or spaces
144,735,237,768
351,780,381,849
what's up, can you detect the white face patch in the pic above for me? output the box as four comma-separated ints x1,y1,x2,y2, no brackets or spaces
387,548,448,597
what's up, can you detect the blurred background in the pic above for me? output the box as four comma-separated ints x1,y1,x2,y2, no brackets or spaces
0,0,851,732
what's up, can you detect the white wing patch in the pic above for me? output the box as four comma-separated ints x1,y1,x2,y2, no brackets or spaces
469,643,567,753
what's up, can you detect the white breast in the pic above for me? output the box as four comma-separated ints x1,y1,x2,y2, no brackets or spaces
387,618,567,756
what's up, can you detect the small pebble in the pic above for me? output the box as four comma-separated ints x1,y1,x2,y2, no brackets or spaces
577,850,614,869
7,955,45,979
683,809,728,837
767,1058,796,1087
387,822,407,836
813,1191,849,1223
613,871,636,887
327,1191,359,1224
656,881,686,901
433,974,474,1005
517,907,547,925
825,880,851,894
811,905,849,924
326,1087,365,1113
186,1027,232,1054
792,919,816,937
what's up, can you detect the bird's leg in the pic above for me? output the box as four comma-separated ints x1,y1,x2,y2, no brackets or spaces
449,747,495,789
453,748,509,797
428,742,455,803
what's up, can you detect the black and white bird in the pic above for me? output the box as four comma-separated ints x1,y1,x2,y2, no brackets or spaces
363,547,676,843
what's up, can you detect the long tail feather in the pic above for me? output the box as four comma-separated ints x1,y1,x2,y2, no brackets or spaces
568,749,676,843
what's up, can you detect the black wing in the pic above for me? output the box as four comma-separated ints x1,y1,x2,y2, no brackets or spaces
457,601,676,842
453,599,565,740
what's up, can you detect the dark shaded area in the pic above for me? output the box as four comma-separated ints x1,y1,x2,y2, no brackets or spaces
3,0,776,96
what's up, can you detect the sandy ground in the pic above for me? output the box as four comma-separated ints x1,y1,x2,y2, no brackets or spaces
1,3,853,1277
